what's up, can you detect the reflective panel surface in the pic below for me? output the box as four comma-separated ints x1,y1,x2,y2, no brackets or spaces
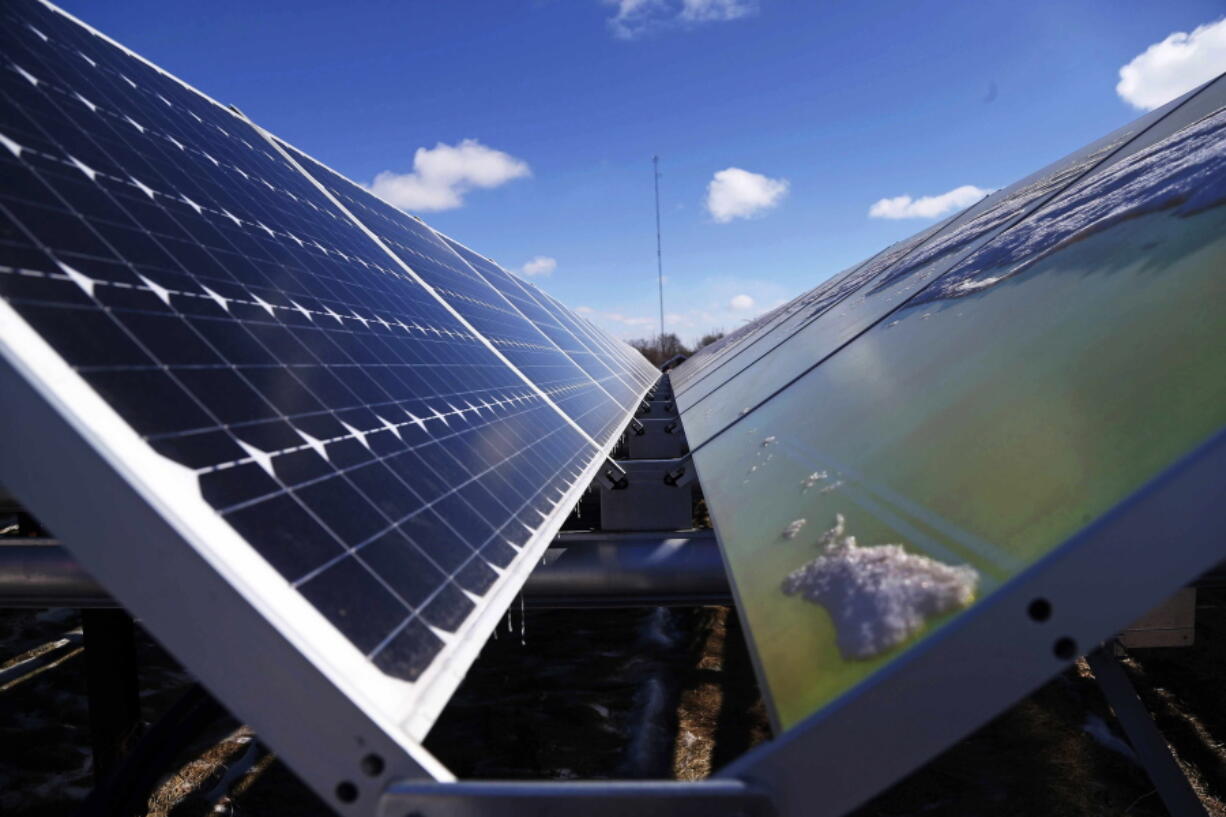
0,0,652,744
682,91,1226,729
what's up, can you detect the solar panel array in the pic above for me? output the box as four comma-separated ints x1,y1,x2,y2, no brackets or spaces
0,0,655,751
677,75,1226,729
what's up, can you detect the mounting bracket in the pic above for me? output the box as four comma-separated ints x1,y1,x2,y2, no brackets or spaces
598,457,696,531
628,419,688,459
637,399,677,419
593,458,629,491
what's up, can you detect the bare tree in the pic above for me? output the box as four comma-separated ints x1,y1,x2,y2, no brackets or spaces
627,333,691,367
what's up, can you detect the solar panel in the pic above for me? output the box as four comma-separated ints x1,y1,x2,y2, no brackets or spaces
0,0,653,797
437,235,657,412
678,75,1226,731
274,143,638,443
676,76,1226,448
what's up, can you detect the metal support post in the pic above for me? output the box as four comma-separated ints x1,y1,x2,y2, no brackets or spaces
81,607,143,780
1085,645,1208,817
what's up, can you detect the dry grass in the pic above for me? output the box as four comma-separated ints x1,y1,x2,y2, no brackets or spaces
1,593,1224,815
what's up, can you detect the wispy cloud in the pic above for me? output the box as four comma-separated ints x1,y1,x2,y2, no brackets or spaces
868,185,990,220
1116,18,1226,111
680,0,755,22
575,276,787,342
519,256,557,277
605,0,755,39
368,139,530,212
706,167,789,223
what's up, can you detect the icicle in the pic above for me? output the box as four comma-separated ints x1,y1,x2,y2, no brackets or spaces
519,593,527,646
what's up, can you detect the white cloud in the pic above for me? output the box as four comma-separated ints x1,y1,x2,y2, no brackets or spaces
575,275,787,343
680,0,755,22
606,312,655,327
368,139,530,212
705,167,789,223
1116,18,1226,111
868,185,990,220
520,256,557,277
605,0,755,39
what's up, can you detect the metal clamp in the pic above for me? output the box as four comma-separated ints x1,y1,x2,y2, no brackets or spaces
663,455,695,488
594,458,629,490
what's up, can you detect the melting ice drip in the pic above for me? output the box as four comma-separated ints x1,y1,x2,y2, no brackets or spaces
780,515,979,660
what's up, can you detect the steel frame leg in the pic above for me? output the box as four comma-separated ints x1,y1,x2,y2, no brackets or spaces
1086,645,1207,817
81,607,142,780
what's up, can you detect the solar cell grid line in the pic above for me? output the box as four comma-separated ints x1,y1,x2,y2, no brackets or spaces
0,1,581,668
435,233,645,416
454,243,659,406
461,255,655,395
0,0,649,793
510,286,658,402
673,74,1226,449
529,283,660,389
272,139,631,443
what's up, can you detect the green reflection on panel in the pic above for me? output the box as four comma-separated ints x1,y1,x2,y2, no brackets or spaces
694,199,1226,730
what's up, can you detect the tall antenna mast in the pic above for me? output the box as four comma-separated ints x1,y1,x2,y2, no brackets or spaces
653,155,665,356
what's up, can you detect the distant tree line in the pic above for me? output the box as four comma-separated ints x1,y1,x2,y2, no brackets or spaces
627,330,725,368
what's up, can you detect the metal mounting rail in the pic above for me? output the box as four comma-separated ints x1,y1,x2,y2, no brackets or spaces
0,531,730,609
378,779,775,817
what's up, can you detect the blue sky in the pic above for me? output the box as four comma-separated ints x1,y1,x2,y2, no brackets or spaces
59,0,1226,342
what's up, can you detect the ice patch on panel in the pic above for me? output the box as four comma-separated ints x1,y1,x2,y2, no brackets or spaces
781,515,978,660
917,107,1226,304
781,518,806,540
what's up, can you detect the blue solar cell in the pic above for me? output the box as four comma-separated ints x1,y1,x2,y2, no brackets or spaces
0,0,649,699
438,236,645,412
281,144,632,442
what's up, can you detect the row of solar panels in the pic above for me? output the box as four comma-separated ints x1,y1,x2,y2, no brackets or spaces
0,0,657,773
675,73,1226,729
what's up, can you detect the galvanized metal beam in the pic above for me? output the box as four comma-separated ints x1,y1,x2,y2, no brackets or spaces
0,531,729,609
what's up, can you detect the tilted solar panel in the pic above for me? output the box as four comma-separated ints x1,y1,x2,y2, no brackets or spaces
676,75,1226,449
276,143,636,443
0,0,653,801
678,75,1226,734
437,234,654,414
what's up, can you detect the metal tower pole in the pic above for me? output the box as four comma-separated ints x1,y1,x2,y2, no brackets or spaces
653,155,665,358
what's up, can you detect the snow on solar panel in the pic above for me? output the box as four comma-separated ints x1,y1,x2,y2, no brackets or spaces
0,0,653,793
678,75,1226,730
